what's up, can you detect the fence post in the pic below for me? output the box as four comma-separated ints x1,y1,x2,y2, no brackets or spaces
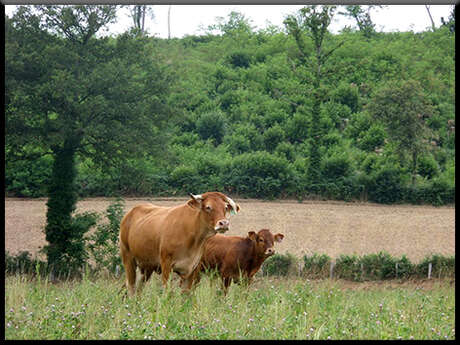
330,261,335,279
428,262,432,279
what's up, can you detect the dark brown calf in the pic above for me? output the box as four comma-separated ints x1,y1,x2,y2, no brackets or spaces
197,229,284,293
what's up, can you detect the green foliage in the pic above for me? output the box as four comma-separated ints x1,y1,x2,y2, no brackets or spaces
415,254,455,278
263,124,286,152
357,124,386,152
196,111,227,145
262,253,297,276
5,251,46,275
367,166,404,204
226,151,294,199
302,253,331,278
86,198,125,275
321,153,353,180
331,81,360,113
334,254,362,281
4,5,454,206
417,154,440,179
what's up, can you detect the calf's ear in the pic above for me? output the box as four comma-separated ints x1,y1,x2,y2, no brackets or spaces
274,233,284,243
247,231,257,241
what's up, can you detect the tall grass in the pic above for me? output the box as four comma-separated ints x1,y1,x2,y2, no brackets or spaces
5,273,455,340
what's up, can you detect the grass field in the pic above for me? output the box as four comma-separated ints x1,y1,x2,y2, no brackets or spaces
4,197,455,262
4,273,455,340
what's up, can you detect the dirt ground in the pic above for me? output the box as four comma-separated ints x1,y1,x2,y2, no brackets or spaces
4,197,455,263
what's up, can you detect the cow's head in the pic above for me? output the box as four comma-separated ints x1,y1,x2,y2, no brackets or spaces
188,192,241,233
248,229,284,258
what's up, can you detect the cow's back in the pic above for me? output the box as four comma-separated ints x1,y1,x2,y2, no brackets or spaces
119,203,170,261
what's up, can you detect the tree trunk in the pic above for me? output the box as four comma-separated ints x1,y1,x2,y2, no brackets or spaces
425,5,436,31
168,5,171,39
411,150,418,185
44,138,78,277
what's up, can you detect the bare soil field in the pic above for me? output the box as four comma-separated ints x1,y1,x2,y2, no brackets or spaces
5,197,455,262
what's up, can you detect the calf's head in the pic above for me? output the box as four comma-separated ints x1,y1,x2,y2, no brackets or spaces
188,192,240,233
248,229,284,257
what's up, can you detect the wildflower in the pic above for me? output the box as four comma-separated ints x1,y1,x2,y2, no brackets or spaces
127,312,131,317
7,322,11,328
376,320,381,325
409,336,414,340
327,336,331,340
21,306,27,311
9,308,14,313
162,324,166,329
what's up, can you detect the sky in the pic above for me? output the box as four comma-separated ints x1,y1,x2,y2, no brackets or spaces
4,5,454,38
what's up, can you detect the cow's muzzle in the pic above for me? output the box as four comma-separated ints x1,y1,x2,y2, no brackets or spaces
215,219,230,233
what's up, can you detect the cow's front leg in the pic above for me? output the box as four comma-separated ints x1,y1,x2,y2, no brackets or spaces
181,266,200,292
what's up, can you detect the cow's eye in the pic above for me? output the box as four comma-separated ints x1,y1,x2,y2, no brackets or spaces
259,238,264,243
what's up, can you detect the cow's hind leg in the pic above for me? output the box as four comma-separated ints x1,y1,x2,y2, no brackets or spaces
121,246,137,296
137,267,154,295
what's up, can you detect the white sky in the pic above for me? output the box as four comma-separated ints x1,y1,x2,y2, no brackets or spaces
5,5,454,38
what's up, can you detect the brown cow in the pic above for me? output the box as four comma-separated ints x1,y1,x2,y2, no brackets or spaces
197,229,284,293
119,192,240,295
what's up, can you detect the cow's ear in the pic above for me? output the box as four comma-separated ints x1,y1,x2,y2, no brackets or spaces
274,233,284,243
188,193,203,209
248,231,257,241
226,196,241,214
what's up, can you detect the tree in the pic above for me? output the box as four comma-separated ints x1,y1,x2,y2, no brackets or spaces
5,5,173,277
367,80,435,185
284,5,343,190
128,5,154,35
338,5,383,38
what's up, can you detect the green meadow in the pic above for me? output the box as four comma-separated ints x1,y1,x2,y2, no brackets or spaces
5,273,455,340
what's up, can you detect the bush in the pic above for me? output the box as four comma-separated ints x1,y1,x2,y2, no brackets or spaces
334,254,363,281
196,111,227,145
359,251,396,280
263,124,286,152
357,124,386,152
5,251,47,275
226,151,294,199
415,254,455,278
367,166,403,204
86,198,125,276
320,154,353,180
262,253,297,276
302,253,331,278
417,154,440,179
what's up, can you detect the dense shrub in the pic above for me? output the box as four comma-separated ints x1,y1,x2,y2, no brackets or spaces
334,254,363,281
415,254,455,278
367,166,404,204
417,154,440,179
5,155,53,197
321,154,353,180
302,253,331,278
196,111,227,145
86,198,125,275
5,251,46,275
262,253,297,276
226,151,294,199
